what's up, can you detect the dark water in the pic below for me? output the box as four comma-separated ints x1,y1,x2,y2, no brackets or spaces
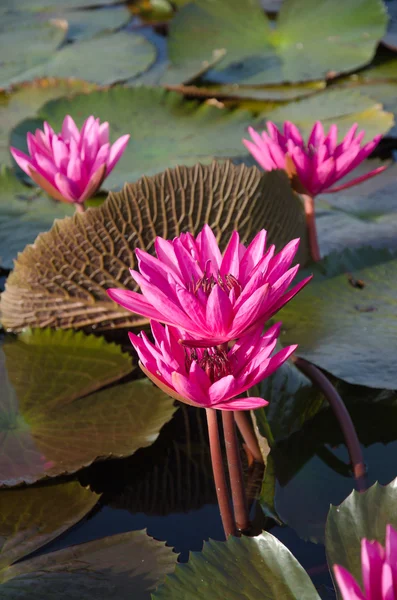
23,396,397,600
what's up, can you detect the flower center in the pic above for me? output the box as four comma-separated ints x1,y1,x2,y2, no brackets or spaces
190,272,242,298
184,347,232,383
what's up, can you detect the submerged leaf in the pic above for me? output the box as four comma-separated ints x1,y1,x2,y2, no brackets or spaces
0,329,177,485
154,532,320,599
1,530,176,599
168,0,387,85
0,481,99,575
1,161,308,332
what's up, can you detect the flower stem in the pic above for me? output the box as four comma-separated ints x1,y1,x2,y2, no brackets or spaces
301,194,321,263
205,408,237,538
234,410,264,464
75,202,86,214
222,411,251,532
292,356,367,491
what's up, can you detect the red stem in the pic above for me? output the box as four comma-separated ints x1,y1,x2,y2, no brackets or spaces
302,194,321,263
205,408,237,537
234,410,263,464
222,411,250,532
75,202,86,213
292,356,367,491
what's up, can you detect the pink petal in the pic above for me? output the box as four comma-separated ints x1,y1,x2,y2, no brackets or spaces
107,288,165,322
333,565,366,600
266,239,300,285
386,525,397,565
61,115,80,143
243,138,276,171
79,163,106,202
214,397,269,411
106,134,130,175
171,371,210,406
98,121,109,146
196,225,222,272
239,229,267,283
308,121,325,148
284,121,304,147
206,285,233,335
262,275,312,321
324,124,338,155
231,283,270,336
220,231,240,278
208,374,237,404
324,164,388,193
10,147,35,175
54,173,79,202
382,563,395,600
362,539,384,598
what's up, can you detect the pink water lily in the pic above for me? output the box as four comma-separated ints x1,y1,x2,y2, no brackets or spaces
107,225,311,346
10,115,130,208
130,320,295,411
334,525,397,600
243,121,385,197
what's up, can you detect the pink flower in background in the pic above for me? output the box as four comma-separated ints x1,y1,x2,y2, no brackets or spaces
243,121,386,197
130,320,295,411
334,525,397,600
107,225,311,346
10,115,129,206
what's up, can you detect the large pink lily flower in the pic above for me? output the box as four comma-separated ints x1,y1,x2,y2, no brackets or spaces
334,525,397,600
10,115,130,208
130,320,296,411
107,225,311,346
243,121,386,197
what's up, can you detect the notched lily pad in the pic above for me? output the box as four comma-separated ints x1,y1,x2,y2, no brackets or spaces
1,161,308,332
326,477,397,590
168,0,387,85
279,247,397,389
1,529,176,599
0,328,177,486
153,532,320,599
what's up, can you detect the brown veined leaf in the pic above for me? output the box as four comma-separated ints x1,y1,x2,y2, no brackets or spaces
1,160,308,332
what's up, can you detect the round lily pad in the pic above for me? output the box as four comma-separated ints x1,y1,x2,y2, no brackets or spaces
168,0,387,85
0,329,176,485
279,247,397,388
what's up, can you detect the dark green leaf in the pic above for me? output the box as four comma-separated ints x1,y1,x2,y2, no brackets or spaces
279,248,397,388
168,0,387,85
154,532,320,599
325,477,397,591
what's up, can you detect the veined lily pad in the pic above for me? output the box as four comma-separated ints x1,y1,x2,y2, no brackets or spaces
168,0,387,85
326,477,397,592
1,161,308,332
0,79,97,167
0,482,99,572
262,88,394,141
57,6,132,41
279,247,397,389
1,529,176,599
153,532,320,599
0,328,177,485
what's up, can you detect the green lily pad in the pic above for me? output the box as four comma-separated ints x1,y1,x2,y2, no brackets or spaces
0,327,182,485
9,0,123,10
16,31,156,86
279,247,397,388
325,477,397,591
57,6,132,41
0,482,99,573
153,532,320,599
0,78,97,166
1,161,308,331
383,1,397,51
168,0,387,85
0,16,67,89
263,88,394,141
12,86,257,190
1,530,176,599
